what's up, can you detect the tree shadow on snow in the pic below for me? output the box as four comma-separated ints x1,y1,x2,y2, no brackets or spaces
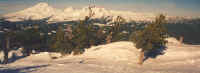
143,46,167,61
7,54,27,64
0,64,49,73
0,52,27,64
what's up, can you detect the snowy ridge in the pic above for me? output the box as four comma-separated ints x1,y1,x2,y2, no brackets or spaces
3,2,199,23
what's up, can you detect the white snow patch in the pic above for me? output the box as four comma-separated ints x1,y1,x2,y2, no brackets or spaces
166,37,181,45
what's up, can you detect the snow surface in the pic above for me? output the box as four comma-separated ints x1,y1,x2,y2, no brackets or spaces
1,41,200,73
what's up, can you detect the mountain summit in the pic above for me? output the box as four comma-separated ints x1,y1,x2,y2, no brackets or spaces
33,2,49,8
4,2,61,21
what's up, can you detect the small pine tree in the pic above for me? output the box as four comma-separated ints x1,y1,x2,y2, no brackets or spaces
130,14,168,65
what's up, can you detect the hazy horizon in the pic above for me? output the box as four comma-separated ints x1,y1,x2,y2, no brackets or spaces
0,0,200,16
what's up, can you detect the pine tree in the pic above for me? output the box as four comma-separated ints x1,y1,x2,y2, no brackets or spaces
93,27,104,45
3,31,11,64
130,14,168,65
17,27,41,56
106,32,112,44
51,26,72,55
1,29,16,64
71,16,100,55
72,21,88,55
63,25,74,54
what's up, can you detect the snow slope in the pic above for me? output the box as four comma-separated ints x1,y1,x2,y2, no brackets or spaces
1,41,200,73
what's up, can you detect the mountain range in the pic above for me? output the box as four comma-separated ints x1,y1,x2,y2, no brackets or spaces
1,2,159,22
2,2,200,23
1,2,200,44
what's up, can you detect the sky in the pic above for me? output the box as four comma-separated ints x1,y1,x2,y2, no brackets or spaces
0,0,200,16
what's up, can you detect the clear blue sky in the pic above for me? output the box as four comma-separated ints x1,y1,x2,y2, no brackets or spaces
0,0,200,16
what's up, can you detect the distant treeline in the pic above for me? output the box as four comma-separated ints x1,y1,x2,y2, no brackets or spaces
165,18,200,44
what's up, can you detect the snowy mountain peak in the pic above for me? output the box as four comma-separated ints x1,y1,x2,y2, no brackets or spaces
34,2,49,8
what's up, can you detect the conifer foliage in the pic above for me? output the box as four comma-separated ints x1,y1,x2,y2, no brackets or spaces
130,14,168,65
16,26,42,56
72,20,90,55
50,26,74,55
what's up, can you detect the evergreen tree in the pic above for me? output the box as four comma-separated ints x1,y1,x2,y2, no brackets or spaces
72,21,89,55
17,27,41,56
63,25,74,54
1,29,16,64
96,26,107,44
3,31,12,64
51,26,73,55
130,14,168,65
71,16,99,55
106,32,112,43
87,23,100,46
108,16,126,42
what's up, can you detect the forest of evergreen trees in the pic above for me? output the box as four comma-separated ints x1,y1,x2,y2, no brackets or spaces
0,14,173,65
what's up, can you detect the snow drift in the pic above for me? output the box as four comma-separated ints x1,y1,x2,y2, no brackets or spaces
82,41,140,62
0,38,190,64
1,41,200,73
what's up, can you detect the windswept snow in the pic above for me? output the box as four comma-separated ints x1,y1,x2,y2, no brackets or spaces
1,41,200,73
82,42,139,63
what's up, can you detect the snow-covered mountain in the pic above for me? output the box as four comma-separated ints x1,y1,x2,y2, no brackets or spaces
3,2,62,21
3,2,199,23
3,2,156,22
